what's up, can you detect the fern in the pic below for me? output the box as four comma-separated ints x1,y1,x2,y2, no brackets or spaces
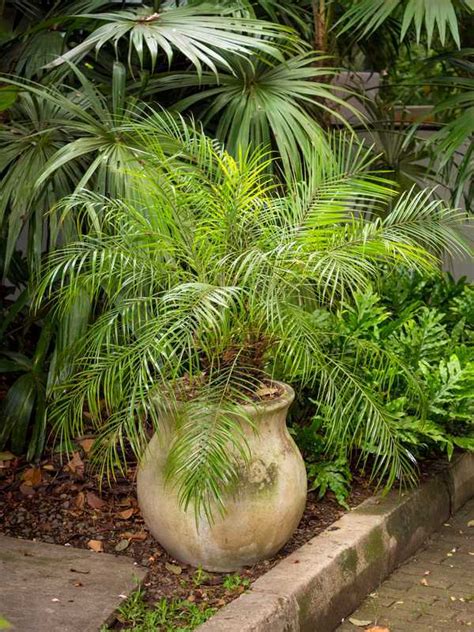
307,458,352,509
420,354,474,422
387,307,450,367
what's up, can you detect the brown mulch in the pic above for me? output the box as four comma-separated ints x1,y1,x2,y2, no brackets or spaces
0,446,374,620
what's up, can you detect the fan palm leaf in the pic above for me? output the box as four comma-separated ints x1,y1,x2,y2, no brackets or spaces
158,52,359,173
0,64,149,273
47,5,291,75
335,0,473,48
424,50,474,209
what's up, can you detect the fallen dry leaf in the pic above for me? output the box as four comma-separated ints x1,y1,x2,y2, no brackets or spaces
86,491,105,510
42,463,55,471
19,483,35,496
348,617,372,627
367,627,390,632
468,520,474,528
115,539,130,552
0,451,15,462
22,467,42,487
117,508,134,520
122,531,147,541
255,386,279,398
420,578,429,586
75,492,85,511
87,539,103,553
66,452,84,478
165,562,183,575
78,437,95,454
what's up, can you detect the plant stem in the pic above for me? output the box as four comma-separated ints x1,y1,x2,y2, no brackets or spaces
313,0,326,53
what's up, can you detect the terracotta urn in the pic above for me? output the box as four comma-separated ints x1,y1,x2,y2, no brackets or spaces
137,381,307,572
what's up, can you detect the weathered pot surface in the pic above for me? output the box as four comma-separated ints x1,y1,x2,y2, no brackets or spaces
137,381,307,572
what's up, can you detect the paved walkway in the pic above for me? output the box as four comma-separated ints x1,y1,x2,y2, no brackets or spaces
0,535,146,631
337,498,474,631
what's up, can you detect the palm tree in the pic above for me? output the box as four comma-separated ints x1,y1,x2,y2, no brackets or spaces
35,114,467,517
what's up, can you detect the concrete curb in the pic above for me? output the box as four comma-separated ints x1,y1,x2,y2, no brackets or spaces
197,452,474,632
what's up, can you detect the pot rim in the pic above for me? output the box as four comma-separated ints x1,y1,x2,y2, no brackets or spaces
153,380,295,417
238,380,295,415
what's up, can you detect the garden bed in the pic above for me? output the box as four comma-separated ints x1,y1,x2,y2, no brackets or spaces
0,447,373,630
1,446,471,632
199,452,474,632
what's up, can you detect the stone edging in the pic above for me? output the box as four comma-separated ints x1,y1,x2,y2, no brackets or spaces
197,452,474,632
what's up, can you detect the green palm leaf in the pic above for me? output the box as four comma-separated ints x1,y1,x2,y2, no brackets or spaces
335,0,473,48
0,65,147,273
163,52,359,173
47,5,291,75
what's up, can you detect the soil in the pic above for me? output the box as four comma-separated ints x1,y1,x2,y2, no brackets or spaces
0,447,374,627
172,375,285,404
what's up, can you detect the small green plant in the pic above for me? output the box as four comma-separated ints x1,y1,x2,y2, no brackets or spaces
297,271,473,494
192,567,210,588
292,415,352,508
307,456,352,509
222,574,251,591
105,588,216,631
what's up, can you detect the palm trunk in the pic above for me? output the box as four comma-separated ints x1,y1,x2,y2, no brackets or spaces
312,0,332,127
313,0,327,53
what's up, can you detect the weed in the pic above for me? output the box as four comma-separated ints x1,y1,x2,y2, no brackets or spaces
192,567,210,587
222,574,251,591
102,588,216,631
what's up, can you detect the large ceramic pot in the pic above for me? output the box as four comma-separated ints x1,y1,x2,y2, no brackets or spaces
137,381,307,572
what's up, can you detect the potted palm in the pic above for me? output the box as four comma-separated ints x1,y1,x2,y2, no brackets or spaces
36,114,466,571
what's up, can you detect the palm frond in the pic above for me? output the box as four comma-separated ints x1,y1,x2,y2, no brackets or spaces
335,0,472,48
48,5,291,75
166,52,360,173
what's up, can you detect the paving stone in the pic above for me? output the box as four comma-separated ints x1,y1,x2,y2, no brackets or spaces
0,535,147,632
336,498,474,631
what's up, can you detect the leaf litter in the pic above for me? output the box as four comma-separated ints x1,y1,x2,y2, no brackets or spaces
0,443,373,627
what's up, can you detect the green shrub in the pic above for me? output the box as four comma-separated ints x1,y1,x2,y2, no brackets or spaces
295,270,473,503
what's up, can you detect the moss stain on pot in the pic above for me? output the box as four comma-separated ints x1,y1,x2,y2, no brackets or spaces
236,459,279,495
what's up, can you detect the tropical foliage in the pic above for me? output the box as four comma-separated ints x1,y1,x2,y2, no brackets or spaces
294,270,473,506
335,0,473,48
34,119,466,517
0,0,472,514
